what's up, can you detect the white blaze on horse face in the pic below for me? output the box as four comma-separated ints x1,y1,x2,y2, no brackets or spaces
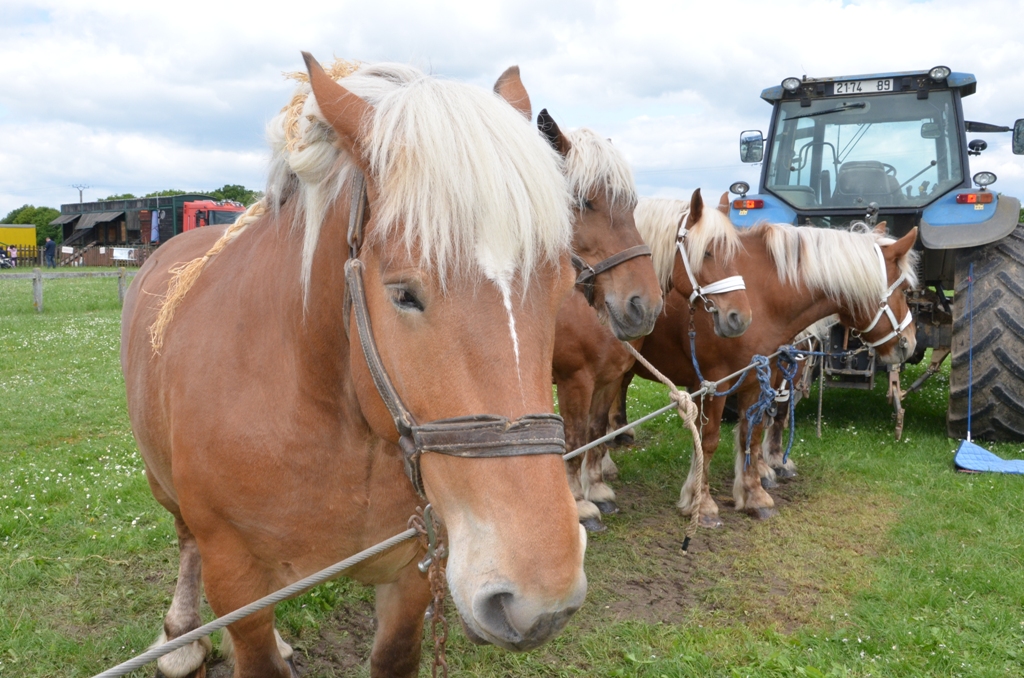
476,248,525,400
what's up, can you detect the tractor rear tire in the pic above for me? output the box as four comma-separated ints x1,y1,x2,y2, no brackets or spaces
947,223,1024,441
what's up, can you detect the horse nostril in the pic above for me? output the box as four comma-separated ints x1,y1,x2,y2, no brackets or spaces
627,295,645,322
476,592,522,645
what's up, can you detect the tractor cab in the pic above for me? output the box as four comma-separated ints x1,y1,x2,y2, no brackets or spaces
732,67,1023,247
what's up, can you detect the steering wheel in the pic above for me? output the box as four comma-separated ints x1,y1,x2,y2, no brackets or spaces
881,163,898,176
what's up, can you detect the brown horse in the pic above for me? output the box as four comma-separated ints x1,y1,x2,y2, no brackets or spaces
555,189,751,531
121,57,587,678
620,203,918,525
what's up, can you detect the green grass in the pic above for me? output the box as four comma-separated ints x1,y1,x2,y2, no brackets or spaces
1,276,1022,677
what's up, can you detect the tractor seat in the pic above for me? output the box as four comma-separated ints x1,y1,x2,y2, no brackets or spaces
833,161,901,206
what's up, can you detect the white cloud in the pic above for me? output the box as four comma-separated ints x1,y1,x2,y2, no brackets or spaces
0,0,1021,213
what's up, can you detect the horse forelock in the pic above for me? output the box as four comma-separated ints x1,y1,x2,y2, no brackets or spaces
752,223,919,316
265,61,573,293
634,197,740,294
563,128,637,210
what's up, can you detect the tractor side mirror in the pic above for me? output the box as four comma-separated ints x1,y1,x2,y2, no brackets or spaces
740,130,764,163
920,122,941,139
1013,119,1024,155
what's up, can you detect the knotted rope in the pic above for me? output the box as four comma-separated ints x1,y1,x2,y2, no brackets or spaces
621,342,704,552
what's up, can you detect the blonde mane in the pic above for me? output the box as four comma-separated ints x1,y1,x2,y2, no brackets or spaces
750,222,920,316
151,59,572,350
633,196,741,293
562,128,636,209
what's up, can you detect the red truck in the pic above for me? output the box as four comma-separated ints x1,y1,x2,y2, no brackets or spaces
182,200,247,232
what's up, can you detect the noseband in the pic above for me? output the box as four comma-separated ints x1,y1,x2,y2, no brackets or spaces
676,228,746,311
571,245,652,306
852,242,912,348
344,173,566,498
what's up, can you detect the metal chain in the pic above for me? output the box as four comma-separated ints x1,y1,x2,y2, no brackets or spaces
410,506,449,678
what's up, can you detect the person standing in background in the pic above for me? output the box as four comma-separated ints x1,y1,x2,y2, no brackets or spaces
44,237,56,268
8,244,16,268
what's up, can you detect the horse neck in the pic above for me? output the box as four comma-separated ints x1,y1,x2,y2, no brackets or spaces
741,232,842,339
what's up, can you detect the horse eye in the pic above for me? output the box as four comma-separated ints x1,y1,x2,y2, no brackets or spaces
580,198,595,211
704,250,712,259
388,286,424,312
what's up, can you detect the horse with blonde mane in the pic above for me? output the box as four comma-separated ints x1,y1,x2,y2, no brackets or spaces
121,55,587,678
556,188,751,531
618,197,918,524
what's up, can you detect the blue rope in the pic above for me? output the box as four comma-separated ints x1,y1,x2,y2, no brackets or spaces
967,262,974,440
689,329,751,397
743,355,776,467
776,346,800,464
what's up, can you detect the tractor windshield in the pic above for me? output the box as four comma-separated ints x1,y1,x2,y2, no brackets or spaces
766,90,963,210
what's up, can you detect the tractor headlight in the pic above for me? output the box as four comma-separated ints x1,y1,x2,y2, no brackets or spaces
782,77,802,92
929,66,951,82
729,181,750,197
973,171,997,188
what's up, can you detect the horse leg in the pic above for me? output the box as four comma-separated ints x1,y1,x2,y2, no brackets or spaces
146,475,211,678
677,396,723,529
763,405,797,479
369,564,432,678
556,376,604,532
583,444,617,515
202,547,295,678
733,405,776,520
583,387,619,514
608,373,635,447
600,450,619,482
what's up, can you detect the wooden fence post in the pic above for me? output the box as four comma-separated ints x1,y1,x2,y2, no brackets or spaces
32,268,43,313
117,267,127,305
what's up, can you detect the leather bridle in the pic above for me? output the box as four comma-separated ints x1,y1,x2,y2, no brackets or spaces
571,244,652,306
852,242,912,349
343,172,567,498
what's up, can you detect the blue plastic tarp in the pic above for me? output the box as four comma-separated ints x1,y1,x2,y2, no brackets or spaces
954,440,1024,475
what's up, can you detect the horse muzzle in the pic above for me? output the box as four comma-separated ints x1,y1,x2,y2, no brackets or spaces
604,292,663,341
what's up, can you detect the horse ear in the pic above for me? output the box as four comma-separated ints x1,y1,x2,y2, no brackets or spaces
717,192,730,215
302,51,373,172
537,108,572,157
683,188,704,231
494,66,532,120
873,220,889,235
885,226,918,259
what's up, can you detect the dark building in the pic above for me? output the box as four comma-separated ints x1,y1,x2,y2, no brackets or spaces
50,194,217,247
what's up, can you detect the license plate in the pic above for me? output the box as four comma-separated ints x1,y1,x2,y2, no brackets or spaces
834,78,893,95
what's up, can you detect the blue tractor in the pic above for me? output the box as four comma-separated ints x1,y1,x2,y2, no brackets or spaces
730,66,1024,440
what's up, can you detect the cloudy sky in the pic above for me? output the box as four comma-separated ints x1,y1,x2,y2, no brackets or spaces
2,0,1022,216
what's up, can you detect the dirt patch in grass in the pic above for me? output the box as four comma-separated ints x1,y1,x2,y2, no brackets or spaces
586,467,902,634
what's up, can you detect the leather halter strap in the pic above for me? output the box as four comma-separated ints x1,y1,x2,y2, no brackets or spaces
343,173,566,498
854,242,912,348
571,244,652,306
676,228,746,306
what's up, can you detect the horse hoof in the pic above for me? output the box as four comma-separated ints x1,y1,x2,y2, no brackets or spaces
286,657,300,677
774,467,797,479
581,517,606,533
748,507,778,521
593,500,619,515
698,514,723,529
613,432,635,447
156,667,206,678
760,477,778,490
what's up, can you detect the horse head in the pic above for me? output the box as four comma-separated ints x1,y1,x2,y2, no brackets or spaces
673,189,752,337
524,101,662,340
306,54,587,651
841,224,919,364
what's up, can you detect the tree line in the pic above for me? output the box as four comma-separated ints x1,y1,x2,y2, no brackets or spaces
1,185,261,245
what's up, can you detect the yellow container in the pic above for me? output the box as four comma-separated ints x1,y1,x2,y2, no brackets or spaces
0,224,37,248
